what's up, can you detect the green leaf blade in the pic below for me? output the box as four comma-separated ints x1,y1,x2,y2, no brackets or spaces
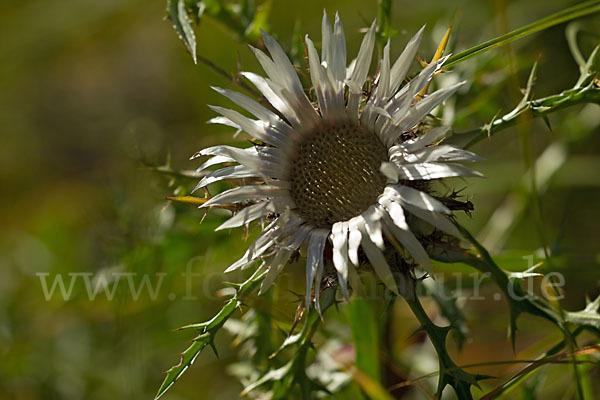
167,0,198,63
346,297,381,383
154,338,208,400
445,1,600,68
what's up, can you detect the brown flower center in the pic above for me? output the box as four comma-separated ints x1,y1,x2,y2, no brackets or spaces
288,123,388,228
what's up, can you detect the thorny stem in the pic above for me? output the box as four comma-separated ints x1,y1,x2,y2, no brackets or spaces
453,223,558,322
449,45,600,150
425,222,600,398
450,82,600,150
396,272,482,399
448,45,599,398
444,1,600,68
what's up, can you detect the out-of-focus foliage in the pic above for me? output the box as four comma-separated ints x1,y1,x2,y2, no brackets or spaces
1,0,599,399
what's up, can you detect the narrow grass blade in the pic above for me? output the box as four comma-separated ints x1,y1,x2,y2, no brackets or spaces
347,297,381,382
445,1,600,68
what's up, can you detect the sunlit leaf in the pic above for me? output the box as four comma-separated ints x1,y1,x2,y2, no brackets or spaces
345,364,395,400
346,297,381,382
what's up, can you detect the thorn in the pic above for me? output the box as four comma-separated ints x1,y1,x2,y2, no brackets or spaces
408,326,425,338
483,109,502,139
276,325,288,337
209,340,220,359
199,210,208,224
173,353,185,369
287,289,304,301
542,115,552,131
289,301,306,335
416,55,428,68
476,373,496,381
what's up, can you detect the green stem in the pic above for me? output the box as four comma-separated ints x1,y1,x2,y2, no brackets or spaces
377,0,393,43
445,1,600,68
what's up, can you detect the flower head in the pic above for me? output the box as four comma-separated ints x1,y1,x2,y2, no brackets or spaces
193,12,482,308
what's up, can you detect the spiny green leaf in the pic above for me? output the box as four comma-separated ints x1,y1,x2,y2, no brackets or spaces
156,269,266,399
396,274,487,399
176,298,238,331
423,279,468,349
154,339,207,399
566,295,600,328
167,0,198,63
447,223,558,348
432,222,600,352
207,298,239,330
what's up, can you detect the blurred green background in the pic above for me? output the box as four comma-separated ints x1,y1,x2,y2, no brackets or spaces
1,0,599,399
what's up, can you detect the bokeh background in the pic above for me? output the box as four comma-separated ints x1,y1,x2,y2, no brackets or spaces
1,0,599,399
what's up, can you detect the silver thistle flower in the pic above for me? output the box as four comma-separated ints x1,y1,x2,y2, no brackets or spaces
193,12,482,308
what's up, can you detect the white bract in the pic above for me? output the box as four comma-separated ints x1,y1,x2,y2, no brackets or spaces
193,12,482,309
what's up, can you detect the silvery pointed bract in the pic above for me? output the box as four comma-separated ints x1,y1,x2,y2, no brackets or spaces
192,11,482,309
